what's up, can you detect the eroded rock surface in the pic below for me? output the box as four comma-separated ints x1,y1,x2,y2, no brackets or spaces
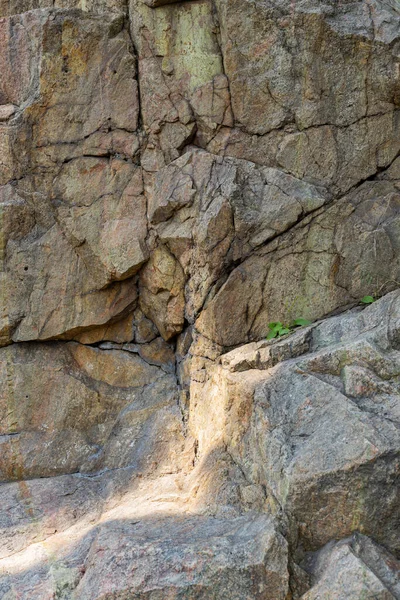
0,9,143,346
1,0,400,597
0,341,187,480
301,533,400,600
192,292,400,557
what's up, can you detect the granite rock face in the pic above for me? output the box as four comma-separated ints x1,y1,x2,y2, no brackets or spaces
193,292,400,557
0,9,145,346
301,533,400,600
1,0,400,597
0,341,187,480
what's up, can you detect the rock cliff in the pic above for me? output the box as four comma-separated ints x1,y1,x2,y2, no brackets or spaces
0,0,400,597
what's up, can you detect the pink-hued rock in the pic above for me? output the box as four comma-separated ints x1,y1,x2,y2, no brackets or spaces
139,244,186,341
301,534,400,600
1,0,400,597
0,11,146,345
0,341,187,480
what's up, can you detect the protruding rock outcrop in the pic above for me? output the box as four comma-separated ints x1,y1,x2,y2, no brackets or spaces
1,293,399,597
0,0,399,597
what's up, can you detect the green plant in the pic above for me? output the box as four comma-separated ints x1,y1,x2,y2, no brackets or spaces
359,278,400,306
267,322,290,339
267,318,312,340
292,318,312,327
360,295,375,304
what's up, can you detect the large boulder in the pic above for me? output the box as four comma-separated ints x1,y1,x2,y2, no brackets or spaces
196,176,400,346
148,148,329,323
146,148,400,348
0,512,289,599
189,292,400,556
301,533,400,599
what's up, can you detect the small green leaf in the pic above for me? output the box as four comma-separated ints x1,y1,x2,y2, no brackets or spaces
292,318,312,327
361,295,375,304
267,329,278,340
279,328,291,335
268,322,282,330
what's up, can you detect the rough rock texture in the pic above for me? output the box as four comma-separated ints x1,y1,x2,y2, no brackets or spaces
301,533,400,599
0,341,187,480
0,510,289,599
1,0,400,597
192,292,400,556
0,8,144,346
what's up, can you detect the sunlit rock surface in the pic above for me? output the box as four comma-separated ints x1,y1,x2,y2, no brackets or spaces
0,0,400,597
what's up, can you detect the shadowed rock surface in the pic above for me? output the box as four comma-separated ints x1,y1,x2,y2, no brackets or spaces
0,0,400,597
301,533,400,599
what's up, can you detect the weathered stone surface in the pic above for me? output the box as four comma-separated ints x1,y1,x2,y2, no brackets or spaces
125,336,176,372
99,336,176,372
1,0,400,596
0,510,288,600
139,244,186,340
0,10,145,346
149,148,329,322
190,292,400,555
0,1,127,15
196,177,400,346
211,0,400,193
301,533,400,599
74,513,288,599
0,341,186,480
129,0,231,169
147,149,400,349
0,473,106,559
70,312,136,345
